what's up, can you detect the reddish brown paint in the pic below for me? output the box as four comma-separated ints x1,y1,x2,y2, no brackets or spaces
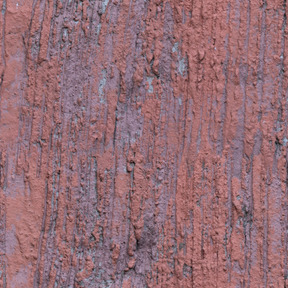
0,0,288,287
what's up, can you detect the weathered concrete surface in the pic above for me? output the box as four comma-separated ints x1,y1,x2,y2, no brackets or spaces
0,0,288,287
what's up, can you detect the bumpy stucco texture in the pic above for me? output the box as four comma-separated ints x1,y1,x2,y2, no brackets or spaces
0,0,288,287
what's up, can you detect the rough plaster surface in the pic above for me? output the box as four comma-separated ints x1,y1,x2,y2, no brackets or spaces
0,0,288,287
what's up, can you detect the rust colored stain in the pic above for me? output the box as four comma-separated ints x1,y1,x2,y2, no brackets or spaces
0,0,288,287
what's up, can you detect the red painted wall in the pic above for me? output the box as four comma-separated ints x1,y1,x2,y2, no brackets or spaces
0,0,288,287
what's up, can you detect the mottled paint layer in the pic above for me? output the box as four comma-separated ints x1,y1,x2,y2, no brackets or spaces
0,0,288,287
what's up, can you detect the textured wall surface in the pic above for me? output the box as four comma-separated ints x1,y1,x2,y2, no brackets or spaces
0,0,288,287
